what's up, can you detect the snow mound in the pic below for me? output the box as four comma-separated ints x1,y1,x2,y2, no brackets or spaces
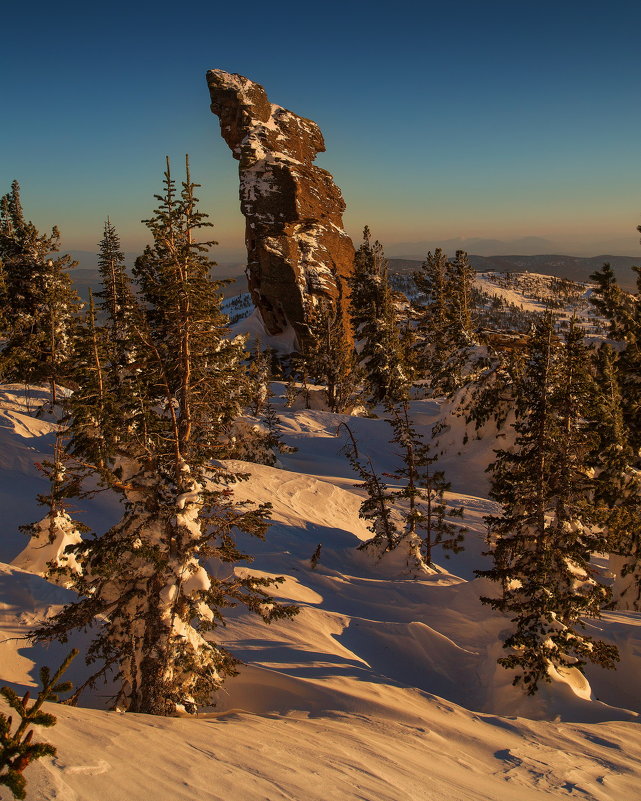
2,386,641,800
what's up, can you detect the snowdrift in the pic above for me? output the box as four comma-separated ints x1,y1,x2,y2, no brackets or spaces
1,384,641,800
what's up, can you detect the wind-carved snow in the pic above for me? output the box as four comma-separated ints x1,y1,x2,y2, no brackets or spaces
1,385,641,800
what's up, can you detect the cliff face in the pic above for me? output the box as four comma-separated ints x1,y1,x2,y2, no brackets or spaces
206,69,354,345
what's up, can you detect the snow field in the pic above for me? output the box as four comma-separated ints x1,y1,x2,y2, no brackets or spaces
1,383,641,800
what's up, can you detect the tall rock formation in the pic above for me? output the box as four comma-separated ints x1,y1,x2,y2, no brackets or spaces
206,69,354,346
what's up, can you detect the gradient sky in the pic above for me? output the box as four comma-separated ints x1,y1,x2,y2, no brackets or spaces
2,0,640,264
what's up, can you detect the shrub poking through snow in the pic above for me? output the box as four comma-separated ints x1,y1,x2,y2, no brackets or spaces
0,650,77,800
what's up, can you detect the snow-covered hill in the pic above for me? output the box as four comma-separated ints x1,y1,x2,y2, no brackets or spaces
1,384,641,800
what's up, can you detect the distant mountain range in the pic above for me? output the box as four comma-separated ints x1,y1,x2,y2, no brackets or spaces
388,254,640,291
66,250,640,299
384,235,641,259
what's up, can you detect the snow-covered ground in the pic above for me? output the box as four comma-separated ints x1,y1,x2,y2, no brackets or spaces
473,271,609,338
2,375,641,800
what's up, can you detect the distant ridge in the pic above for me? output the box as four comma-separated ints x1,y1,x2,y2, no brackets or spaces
388,254,640,291
384,234,641,258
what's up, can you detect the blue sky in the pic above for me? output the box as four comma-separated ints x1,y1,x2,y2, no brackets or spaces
2,0,640,263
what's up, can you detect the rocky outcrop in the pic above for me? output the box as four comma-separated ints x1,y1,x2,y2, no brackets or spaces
206,69,354,345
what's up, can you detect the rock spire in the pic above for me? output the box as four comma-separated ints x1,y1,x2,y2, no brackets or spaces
206,69,354,345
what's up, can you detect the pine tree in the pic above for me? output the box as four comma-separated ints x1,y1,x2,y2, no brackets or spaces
339,422,399,553
589,263,635,340
478,314,618,693
348,227,409,406
0,181,80,400
246,338,271,417
446,250,476,340
592,345,641,609
0,257,8,337
386,402,464,573
298,296,360,413
460,346,524,438
588,258,641,607
340,406,464,575
0,651,77,800
95,218,138,370
32,157,297,715
413,249,478,396
413,248,448,334
589,262,641,448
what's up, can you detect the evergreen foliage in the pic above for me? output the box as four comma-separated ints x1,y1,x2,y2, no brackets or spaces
348,227,410,405
95,218,138,370
413,248,478,396
16,432,87,582
339,422,399,552
589,262,641,450
340,404,464,574
588,260,641,607
0,181,80,398
478,314,618,693
0,650,77,800
386,403,465,569
460,346,524,438
297,296,360,413
32,158,297,715
246,339,271,417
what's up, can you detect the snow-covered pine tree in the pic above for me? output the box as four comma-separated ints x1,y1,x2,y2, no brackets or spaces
588,259,641,608
221,405,296,467
13,432,86,584
459,345,524,439
298,295,360,413
348,227,409,406
339,422,399,554
589,263,635,341
33,157,297,715
478,314,618,694
413,248,448,335
413,248,478,396
446,250,476,340
0,181,80,401
340,406,464,575
246,338,271,417
589,262,640,448
386,402,464,574
591,344,641,609
219,338,297,466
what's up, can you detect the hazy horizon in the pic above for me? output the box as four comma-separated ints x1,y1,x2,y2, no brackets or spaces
2,1,640,264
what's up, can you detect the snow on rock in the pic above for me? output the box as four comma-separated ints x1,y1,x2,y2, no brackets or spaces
206,69,354,347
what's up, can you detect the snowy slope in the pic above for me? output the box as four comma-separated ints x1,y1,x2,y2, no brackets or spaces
1,386,641,800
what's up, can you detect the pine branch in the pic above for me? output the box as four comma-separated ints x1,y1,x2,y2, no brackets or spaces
0,650,77,800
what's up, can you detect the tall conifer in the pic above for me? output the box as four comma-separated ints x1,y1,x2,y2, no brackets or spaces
348,228,409,405
33,158,297,715
478,314,618,693
0,181,79,397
